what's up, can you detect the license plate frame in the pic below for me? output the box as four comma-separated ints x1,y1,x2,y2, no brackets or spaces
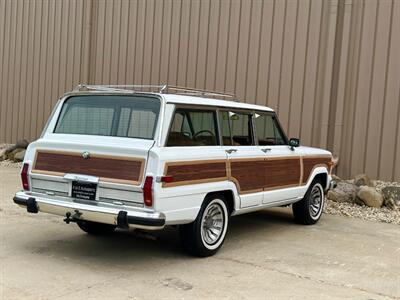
71,181,97,201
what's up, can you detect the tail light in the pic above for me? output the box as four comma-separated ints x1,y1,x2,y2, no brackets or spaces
143,176,153,207
21,163,30,190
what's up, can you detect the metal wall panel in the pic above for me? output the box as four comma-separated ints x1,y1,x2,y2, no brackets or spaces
0,0,399,181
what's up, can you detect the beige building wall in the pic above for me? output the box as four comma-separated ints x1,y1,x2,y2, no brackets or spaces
0,0,399,181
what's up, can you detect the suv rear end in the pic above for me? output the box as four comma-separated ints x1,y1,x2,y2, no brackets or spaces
14,92,166,230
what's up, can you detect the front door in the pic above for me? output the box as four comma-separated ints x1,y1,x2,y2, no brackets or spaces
219,110,264,208
254,112,303,204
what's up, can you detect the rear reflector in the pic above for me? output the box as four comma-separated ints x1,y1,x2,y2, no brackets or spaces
143,176,153,207
21,163,30,190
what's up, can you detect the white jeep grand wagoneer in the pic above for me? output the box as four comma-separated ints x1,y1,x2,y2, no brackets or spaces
14,85,335,256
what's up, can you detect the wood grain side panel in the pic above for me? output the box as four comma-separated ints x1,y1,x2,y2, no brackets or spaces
230,159,265,193
302,156,332,184
264,157,301,189
33,151,144,185
164,160,228,187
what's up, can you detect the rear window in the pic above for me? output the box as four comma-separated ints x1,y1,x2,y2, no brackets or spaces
54,95,160,139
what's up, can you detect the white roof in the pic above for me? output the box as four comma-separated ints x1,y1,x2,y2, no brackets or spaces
162,94,274,112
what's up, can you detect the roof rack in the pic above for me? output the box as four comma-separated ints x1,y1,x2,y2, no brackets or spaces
74,84,239,102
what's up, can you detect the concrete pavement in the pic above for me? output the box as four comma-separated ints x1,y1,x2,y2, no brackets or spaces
1,165,399,299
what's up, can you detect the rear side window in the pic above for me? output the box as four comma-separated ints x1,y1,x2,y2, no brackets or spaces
54,95,160,139
167,109,219,146
255,113,287,145
219,111,254,146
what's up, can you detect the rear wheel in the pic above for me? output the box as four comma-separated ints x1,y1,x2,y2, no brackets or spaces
77,220,116,235
179,195,229,257
292,180,325,225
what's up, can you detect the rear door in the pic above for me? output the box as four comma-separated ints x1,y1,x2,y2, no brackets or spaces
219,110,264,208
155,106,228,213
29,94,161,207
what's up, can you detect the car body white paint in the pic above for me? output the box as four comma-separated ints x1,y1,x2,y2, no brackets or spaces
14,90,333,229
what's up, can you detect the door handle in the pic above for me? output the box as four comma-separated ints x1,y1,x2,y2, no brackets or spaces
261,148,271,153
225,149,237,154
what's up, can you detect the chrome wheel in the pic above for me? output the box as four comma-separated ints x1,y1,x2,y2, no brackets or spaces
309,184,323,218
201,202,224,246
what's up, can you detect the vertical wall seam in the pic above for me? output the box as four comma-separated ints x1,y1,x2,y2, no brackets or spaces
116,0,123,83
233,0,242,95
393,89,400,180
327,0,345,151
184,0,192,87
287,0,300,133
203,0,212,89
243,0,253,100
158,0,165,84
15,0,25,140
254,1,265,103
175,0,183,85
347,0,365,176
212,0,222,91
149,0,157,84
266,0,276,106
310,0,325,146
194,1,202,87
223,0,232,92
362,0,380,173
298,0,312,139
276,0,288,114
140,0,147,84
377,0,394,178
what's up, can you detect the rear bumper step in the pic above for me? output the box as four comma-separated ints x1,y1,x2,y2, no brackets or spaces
13,192,165,230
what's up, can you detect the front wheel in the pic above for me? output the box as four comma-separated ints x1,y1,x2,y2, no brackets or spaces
292,181,325,225
179,195,229,257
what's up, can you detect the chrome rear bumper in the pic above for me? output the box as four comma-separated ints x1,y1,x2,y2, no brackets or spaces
13,191,165,230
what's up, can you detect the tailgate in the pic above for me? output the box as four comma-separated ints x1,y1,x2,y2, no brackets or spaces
27,136,154,207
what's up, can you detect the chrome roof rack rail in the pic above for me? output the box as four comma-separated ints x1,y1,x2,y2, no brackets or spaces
163,85,238,101
73,84,239,102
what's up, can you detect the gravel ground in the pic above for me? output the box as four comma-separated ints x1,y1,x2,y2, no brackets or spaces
324,179,400,225
1,142,399,225
324,199,400,225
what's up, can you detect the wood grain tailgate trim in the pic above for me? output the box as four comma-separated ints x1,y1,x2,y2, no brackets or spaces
32,150,145,185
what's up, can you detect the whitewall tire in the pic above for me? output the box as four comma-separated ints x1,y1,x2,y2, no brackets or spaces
179,195,229,257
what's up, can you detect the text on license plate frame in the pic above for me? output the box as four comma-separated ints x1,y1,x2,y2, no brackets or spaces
71,181,97,201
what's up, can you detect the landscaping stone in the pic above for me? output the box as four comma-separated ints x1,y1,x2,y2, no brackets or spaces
326,181,358,204
356,186,383,208
13,149,26,162
354,173,373,187
7,148,25,161
4,144,17,155
15,139,29,149
381,186,400,211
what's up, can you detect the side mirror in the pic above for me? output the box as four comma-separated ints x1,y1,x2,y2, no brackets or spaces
289,138,300,150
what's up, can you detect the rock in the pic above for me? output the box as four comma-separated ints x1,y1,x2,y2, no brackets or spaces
15,139,29,149
331,174,342,182
327,181,359,203
384,198,400,211
4,144,17,154
381,186,400,211
356,186,383,208
7,148,24,161
13,149,26,162
0,149,6,161
354,174,372,187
